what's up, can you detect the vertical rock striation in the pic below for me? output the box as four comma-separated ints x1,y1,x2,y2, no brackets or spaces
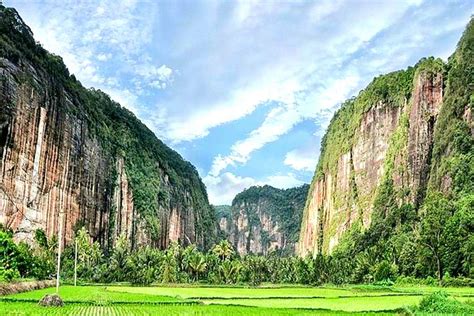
0,6,216,250
299,17,473,257
299,61,454,256
222,185,308,256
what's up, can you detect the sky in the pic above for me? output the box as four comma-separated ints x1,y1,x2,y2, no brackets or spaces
6,0,472,205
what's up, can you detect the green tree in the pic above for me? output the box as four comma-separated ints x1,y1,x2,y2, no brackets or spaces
417,193,454,281
127,247,161,285
188,252,207,282
212,240,234,261
161,250,178,283
218,260,242,284
0,230,20,281
109,233,130,282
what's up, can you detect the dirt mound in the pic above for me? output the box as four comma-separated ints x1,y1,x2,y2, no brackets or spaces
38,294,64,307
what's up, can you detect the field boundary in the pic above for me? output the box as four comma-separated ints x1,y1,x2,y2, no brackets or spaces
204,301,405,313
0,280,55,296
185,293,422,300
0,297,202,306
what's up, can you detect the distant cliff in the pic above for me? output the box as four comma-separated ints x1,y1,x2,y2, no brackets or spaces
299,18,473,256
221,184,309,256
0,6,216,250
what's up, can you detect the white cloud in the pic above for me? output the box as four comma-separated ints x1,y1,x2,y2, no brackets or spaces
207,73,360,178
308,0,343,22
138,64,174,90
284,150,317,172
9,0,471,206
149,0,420,144
12,0,163,112
209,105,300,176
96,53,112,61
265,173,305,189
204,172,257,205
204,171,305,205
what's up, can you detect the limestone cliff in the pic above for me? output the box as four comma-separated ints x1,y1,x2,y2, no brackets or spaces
224,184,309,256
299,19,473,256
0,7,216,250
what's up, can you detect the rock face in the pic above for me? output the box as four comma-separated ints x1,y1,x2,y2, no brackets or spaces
299,18,473,257
0,7,216,250
299,66,444,256
221,185,309,256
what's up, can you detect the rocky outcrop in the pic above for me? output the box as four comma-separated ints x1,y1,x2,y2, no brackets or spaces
300,101,403,255
298,57,455,256
225,185,308,256
0,6,216,250
406,71,443,206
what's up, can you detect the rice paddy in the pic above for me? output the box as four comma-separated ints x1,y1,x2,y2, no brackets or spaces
0,284,472,315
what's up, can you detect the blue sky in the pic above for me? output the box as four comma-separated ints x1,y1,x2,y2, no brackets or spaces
6,0,472,204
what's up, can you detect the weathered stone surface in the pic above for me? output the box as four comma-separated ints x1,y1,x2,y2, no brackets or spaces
0,8,215,250
299,69,446,257
222,185,308,256
407,72,443,207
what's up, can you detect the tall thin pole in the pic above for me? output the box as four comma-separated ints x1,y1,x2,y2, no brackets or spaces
74,238,77,286
56,211,64,294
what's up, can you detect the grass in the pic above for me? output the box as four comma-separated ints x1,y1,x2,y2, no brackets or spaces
203,295,423,311
2,286,187,304
390,285,474,297
0,301,389,315
107,285,397,299
1,284,473,314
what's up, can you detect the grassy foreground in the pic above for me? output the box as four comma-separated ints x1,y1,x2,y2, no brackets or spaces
0,284,473,315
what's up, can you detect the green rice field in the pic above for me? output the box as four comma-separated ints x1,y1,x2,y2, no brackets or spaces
0,284,473,315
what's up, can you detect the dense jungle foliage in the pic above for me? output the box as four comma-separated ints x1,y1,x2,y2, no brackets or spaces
0,6,216,248
2,226,472,287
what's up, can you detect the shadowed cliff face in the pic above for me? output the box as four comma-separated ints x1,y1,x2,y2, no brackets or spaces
220,185,308,256
0,7,216,250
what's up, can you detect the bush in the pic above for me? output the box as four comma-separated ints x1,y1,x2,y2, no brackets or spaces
417,291,474,314
0,266,20,282
395,275,418,285
441,274,474,287
424,276,439,286
373,260,398,282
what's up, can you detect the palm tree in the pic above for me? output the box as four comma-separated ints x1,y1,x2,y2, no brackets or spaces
109,233,129,282
182,244,197,273
161,251,177,283
188,253,207,281
219,260,242,284
212,240,234,261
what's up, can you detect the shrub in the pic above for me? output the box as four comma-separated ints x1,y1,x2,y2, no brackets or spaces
373,260,398,282
0,266,20,282
417,291,474,314
441,274,474,287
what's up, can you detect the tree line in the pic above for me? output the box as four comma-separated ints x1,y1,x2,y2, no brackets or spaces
1,194,472,288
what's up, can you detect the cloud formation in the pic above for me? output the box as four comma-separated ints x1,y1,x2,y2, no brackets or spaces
8,0,472,204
